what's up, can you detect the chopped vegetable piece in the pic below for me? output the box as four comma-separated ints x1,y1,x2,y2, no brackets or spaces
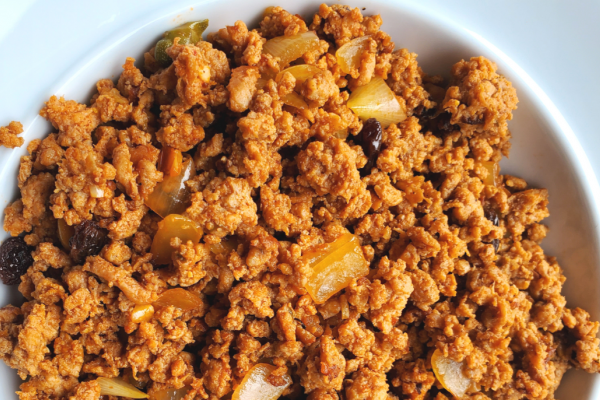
131,304,155,323
276,64,323,91
209,237,239,255
89,184,104,198
155,20,209,67
158,147,183,177
154,288,203,311
153,386,190,400
481,161,498,186
57,219,75,251
145,156,195,218
282,92,309,110
232,363,291,400
347,77,407,127
303,233,369,304
431,349,472,399
336,35,370,75
97,377,148,399
263,31,320,67
150,214,203,265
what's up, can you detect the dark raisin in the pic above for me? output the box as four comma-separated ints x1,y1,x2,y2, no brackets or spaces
484,207,500,227
357,118,383,176
492,238,500,252
464,115,484,125
69,220,110,264
436,112,460,133
418,106,437,119
415,382,423,395
0,237,34,285
484,207,500,252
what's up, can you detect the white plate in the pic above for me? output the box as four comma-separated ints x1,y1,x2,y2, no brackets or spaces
0,1,599,399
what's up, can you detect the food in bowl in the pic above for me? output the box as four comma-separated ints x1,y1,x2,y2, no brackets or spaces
0,3,598,400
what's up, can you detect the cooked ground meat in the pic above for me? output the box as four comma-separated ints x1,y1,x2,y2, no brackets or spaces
0,4,597,400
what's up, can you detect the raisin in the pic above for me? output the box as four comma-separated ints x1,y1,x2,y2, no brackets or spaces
464,115,484,125
484,206,500,252
0,237,33,285
417,106,437,120
358,118,383,176
69,220,109,264
484,207,500,227
436,112,460,133
492,238,500,253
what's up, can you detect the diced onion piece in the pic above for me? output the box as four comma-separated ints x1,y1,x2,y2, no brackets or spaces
90,184,105,198
153,386,190,400
57,219,75,251
209,237,239,255
232,363,291,400
263,31,320,67
154,288,203,311
303,233,369,304
347,77,407,127
276,64,323,91
158,147,183,177
150,214,203,265
481,161,498,186
336,35,370,74
145,156,195,218
431,349,472,399
97,377,148,399
282,92,309,110
131,304,155,323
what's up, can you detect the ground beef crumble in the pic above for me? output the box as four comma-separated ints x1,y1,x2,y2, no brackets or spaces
0,4,597,400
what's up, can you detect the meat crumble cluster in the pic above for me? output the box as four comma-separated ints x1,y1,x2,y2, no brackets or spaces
0,4,599,400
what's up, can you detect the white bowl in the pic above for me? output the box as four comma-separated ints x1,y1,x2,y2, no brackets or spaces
1,1,599,399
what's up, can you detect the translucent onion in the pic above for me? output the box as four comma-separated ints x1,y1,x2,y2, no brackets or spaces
154,288,203,311
158,147,183,177
276,64,323,91
153,386,190,400
145,156,195,218
282,92,309,110
347,77,407,127
89,185,105,198
150,214,203,265
481,161,498,187
131,304,155,324
303,233,370,304
232,364,291,400
97,377,148,399
336,35,370,74
57,219,74,251
431,349,472,399
263,31,320,67
209,237,239,255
